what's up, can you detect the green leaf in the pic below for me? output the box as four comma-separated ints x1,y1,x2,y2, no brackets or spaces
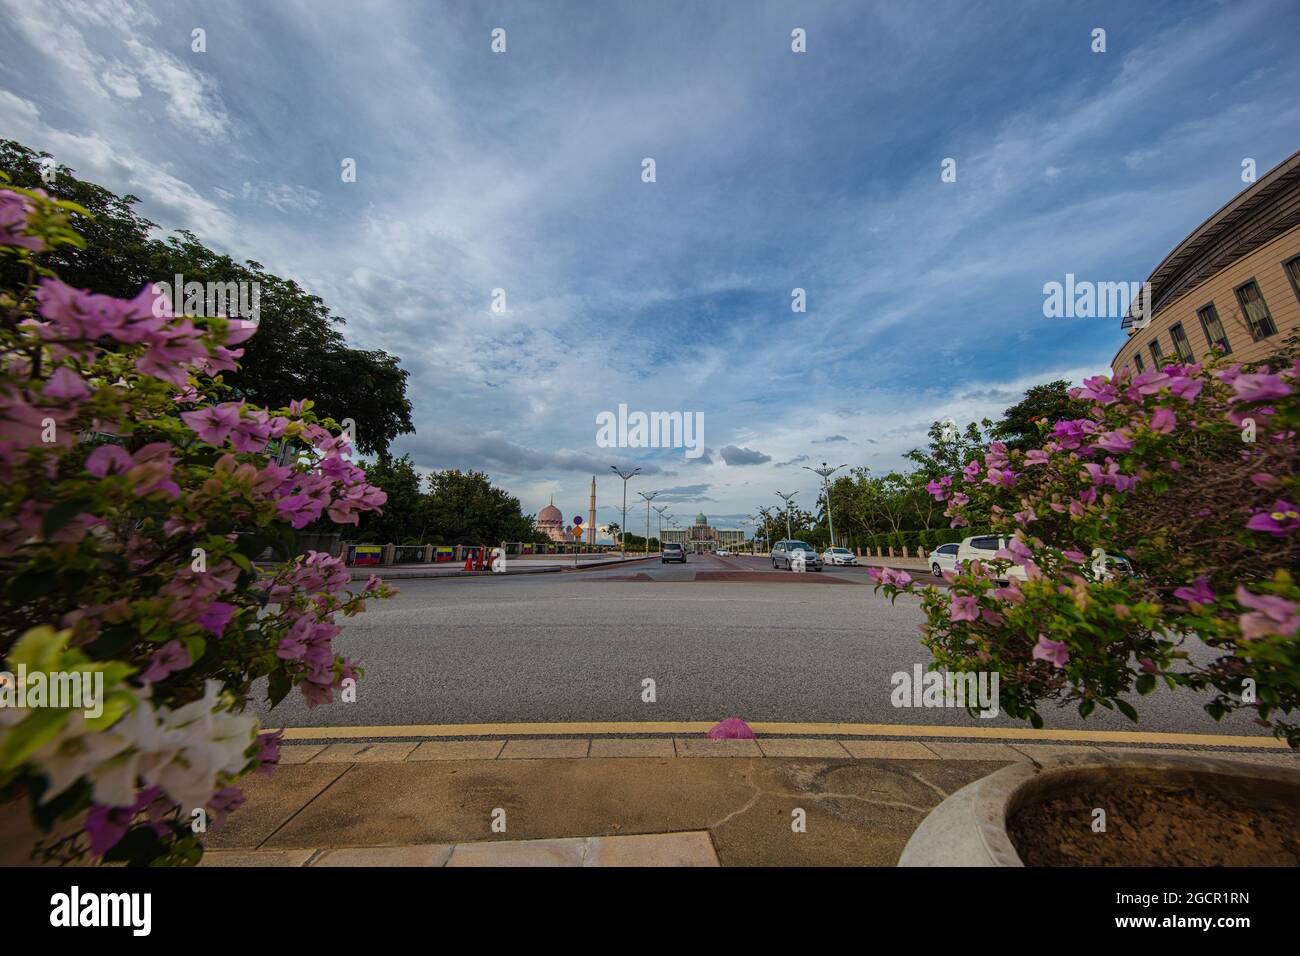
1115,699,1139,723
1078,699,1095,719
0,708,72,771
40,497,94,539
1135,673,1156,695
267,670,291,708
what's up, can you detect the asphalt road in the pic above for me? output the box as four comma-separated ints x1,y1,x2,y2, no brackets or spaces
256,553,1269,738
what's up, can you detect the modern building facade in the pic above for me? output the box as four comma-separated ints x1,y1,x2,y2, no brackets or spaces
1113,149,1300,374
660,513,747,553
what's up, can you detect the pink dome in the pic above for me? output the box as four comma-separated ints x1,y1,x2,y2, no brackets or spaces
538,502,562,524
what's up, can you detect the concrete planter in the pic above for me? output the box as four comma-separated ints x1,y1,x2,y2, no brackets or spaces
898,750,1300,866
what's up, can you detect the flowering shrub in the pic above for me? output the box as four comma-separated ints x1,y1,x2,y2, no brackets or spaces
871,356,1299,746
0,179,393,864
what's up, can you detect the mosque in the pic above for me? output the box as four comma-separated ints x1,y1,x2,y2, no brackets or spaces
536,477,599,544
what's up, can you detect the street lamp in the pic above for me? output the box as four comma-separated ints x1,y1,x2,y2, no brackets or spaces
803,462,848,548
637,490,661,554
653,504,669,551
776,490,797,541
610,465,640,558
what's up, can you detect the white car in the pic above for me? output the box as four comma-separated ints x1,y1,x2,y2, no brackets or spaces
955,535,1027,585
929,542,960,577
715,549,731,556
821,547,857,566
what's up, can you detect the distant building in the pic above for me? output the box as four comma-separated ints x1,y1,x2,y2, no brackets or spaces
661,512,746,553
536,496,581,543
1113,149,1300,374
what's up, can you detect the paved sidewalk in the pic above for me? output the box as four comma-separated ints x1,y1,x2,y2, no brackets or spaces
197,736,1299,867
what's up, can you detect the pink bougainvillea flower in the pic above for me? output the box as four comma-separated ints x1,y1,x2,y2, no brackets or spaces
84,786,164,855
1031,635,1069,669
43,366,91,402
1173,576,1216,605
1094,428,1135,453
207,786,246,828
1229,372,1292,403
0,188,45,251
181,402,243,446
195,601,237,635
867,566,912,588
706,717,756,740
949,594,979,622
1075,376,1119,405
1023,448,1050,466
1245,500,1300,537
1236,587,1300,639
139,639,192,683
255,730,284,774
962,459,982,481
1148,407,1177,433
85,444,132,477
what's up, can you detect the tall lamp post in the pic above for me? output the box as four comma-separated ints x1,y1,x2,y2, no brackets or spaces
775,490,797,541
803,462,848,548
637,490,661,554
654,505,669,551
610,465,640,559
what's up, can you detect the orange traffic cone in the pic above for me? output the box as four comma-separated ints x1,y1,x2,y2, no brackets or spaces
464,552,474,571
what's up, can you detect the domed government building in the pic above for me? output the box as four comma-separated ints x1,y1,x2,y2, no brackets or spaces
1114,149,1300,373
661,513,746,553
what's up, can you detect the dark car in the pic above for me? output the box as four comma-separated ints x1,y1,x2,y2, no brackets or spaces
662,543,687,563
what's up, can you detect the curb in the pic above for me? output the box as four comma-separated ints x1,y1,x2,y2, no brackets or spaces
345,554,663,581
274,736,1299,767
200,831,720,868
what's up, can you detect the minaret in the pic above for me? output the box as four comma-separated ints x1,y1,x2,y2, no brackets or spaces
588,476,597,545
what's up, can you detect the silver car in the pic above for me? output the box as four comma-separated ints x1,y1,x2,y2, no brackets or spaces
771,540,823,571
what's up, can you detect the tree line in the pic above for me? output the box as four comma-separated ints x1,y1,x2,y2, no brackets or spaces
0,139,414,456
755,381,1087,551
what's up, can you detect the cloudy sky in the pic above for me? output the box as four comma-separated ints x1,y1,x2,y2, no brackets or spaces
2,0,1297,532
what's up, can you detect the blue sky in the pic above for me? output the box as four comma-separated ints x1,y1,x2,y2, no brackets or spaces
2,0,1298,532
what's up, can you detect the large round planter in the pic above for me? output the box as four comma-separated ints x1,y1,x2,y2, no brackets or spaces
898,750,1300,866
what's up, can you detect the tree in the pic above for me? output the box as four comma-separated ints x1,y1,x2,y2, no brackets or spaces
606,522,621,544
0,178,394,864
871,359,1300,746
351,454,424,543
0,140,414,456
988,380,1088,452
422,469,541,544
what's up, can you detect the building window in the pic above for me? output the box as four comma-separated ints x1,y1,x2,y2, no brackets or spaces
1196,302,1231,354
1285,255,1300,306
1168,322,1195,363
1148,338,1163,368
1234,279,1277,340
1133,351,1146,373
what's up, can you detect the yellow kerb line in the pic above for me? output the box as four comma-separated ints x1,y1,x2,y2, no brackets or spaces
269,720,1289,749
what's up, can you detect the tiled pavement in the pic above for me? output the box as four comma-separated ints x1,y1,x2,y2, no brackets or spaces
273,736,1300,765
191,737,1298,867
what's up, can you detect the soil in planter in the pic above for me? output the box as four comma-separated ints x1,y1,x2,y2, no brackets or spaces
1008,785,1300,866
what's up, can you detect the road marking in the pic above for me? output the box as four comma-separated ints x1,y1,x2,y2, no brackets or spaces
271,720,1288,748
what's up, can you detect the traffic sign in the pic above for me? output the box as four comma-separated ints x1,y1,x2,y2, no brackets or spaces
572,515,583,525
